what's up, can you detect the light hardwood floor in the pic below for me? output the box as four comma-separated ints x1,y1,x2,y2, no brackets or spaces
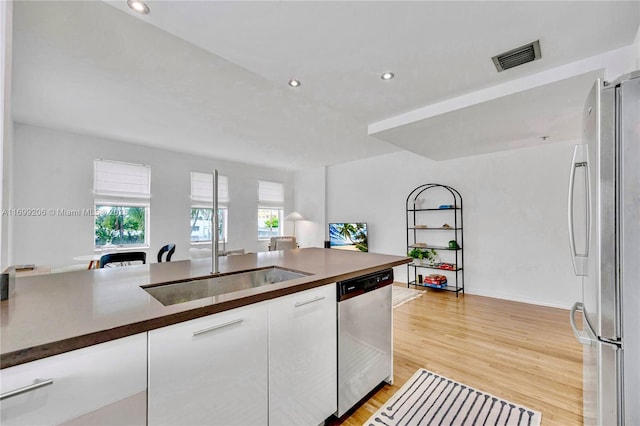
336,285,583,425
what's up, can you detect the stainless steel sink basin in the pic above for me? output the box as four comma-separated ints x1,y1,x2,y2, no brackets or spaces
142,266,310,306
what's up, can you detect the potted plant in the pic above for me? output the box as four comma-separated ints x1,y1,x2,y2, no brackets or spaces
423,248,438,266
408,248,438,265
407,247,438,266
408,248,423,264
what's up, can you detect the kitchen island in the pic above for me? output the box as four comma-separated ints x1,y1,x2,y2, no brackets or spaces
1,248,409,426
1,248,409,368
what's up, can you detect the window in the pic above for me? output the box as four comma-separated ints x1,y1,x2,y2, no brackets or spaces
190,208,227,242
258,208,282,239
94,160,150,248
95,205,146,246
190,172,228,242
258,180,283,240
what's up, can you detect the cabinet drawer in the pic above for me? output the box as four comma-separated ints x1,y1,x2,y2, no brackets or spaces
0,333,147,426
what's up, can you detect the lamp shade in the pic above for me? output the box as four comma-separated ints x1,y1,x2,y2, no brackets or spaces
283,212,304,237
284,212,304,221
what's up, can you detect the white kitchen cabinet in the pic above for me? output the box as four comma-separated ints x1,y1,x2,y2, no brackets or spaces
148,302,268,426
0,333,147,426
268,283,337,426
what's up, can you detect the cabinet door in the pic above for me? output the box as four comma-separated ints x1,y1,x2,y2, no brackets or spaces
0,333,147,426
148,302,268,426
269,284,337,426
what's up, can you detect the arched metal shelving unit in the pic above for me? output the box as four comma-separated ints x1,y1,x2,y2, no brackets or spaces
406,183,464,297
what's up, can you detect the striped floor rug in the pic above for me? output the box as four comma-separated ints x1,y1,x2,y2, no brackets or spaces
392,286,425,308
366,369,541,426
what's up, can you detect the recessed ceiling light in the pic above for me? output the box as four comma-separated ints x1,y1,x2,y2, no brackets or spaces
288,79,301,88
127,0,150,14
381,72,395,80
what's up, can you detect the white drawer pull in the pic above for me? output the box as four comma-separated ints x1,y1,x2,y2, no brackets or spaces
193,319,243,336
294,296,325,308
1,378,54,400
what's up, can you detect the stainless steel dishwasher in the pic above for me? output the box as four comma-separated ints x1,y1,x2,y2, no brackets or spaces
336,268,393,417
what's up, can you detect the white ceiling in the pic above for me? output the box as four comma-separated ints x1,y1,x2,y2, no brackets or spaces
11,1,640,170
374,70,604,160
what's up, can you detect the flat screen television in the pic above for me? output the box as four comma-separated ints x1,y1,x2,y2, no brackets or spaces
328,223,368,252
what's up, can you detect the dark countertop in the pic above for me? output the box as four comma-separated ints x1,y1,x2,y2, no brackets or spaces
1,248,410,369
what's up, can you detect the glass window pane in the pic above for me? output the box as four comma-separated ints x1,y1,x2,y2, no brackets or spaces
190,208,213,242
95,205,147,247
258,208,282,239
191,208,227,242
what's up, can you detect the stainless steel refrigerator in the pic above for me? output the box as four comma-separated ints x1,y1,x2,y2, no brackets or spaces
568,71,639,425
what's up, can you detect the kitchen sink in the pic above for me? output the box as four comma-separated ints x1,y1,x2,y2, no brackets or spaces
142,266,310,306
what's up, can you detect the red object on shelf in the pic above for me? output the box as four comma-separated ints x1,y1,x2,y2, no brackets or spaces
424,274,447,285
439,263,455,270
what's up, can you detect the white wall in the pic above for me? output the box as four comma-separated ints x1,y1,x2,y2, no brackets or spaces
327,43,639,309
1,0,13,270
293,167,325,248
327,143,582,309
11,123,295,267
633,24,640,70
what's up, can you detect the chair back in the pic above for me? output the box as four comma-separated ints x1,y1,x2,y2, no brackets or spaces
275,240,296,250
269,236,297,251
157,244,176,262
99,252,147,268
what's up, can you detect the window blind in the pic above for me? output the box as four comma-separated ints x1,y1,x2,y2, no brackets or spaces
191,172,229,204
94,159,150,199
258,180,284,207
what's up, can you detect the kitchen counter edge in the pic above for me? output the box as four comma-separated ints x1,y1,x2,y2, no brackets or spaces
1,251,409,369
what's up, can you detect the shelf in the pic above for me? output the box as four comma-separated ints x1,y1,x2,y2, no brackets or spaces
409,227,462,231
406,183,464,297
409,282,463,293
408,245,461,251
409,263,463,272
407,208,460,212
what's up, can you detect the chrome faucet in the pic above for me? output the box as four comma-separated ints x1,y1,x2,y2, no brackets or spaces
211,169,220,275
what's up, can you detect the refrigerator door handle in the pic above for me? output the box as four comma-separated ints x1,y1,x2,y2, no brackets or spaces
570,302,596,345
567,144,590,276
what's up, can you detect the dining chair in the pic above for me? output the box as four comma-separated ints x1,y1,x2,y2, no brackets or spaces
99,252,147,268
269,236,297,251
157,244,176,262
274,240,297,250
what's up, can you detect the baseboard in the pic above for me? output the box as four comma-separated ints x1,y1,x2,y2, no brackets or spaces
398,280,573,310
463,287,572,310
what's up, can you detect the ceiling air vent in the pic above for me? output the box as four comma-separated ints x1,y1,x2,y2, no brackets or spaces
492,40,541,72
